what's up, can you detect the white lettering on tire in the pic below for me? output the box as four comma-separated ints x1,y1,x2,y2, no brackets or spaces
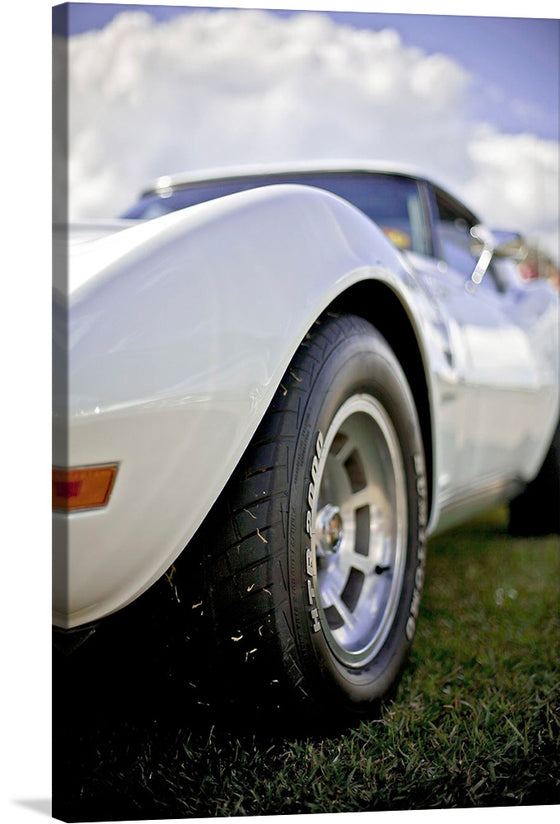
305,432,324,632
406,452,428,642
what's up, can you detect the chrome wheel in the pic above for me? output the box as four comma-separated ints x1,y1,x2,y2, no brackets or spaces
312,395,407,668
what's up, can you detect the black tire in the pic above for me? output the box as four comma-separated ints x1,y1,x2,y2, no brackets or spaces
196,313,428,718
509,421,560,537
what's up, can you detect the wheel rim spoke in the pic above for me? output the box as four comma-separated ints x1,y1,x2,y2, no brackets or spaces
320,585,359,631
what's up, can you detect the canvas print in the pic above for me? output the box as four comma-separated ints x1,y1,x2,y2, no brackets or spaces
52,2,560,821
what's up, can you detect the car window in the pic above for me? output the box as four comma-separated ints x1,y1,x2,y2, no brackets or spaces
433,188,498,291
122,172,432,256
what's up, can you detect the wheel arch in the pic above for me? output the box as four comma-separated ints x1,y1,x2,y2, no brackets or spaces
327,280,435,523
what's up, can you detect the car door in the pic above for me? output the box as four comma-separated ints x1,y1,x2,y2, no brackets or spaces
421,183,553,496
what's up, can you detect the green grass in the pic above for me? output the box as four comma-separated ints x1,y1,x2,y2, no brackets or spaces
54,508,559,820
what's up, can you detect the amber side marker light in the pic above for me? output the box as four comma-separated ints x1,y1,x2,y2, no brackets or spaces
52,465,118,512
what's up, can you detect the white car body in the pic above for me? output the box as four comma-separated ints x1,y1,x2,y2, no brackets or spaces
53,162,559,629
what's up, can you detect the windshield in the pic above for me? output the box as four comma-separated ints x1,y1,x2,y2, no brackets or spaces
122,172,431,255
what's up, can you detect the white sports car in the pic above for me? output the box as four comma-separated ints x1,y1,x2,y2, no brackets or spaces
53,161,559,716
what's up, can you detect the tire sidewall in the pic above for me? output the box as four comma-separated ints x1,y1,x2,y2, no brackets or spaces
288,324,427,712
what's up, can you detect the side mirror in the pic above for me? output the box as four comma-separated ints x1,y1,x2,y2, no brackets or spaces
469,225,527,287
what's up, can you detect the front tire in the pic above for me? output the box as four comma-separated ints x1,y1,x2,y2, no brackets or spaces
199,314,428,717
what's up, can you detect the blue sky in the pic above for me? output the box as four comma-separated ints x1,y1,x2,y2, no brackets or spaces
53,2,559,140
54,0,559,254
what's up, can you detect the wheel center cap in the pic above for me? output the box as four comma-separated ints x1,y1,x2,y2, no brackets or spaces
316,504,344,556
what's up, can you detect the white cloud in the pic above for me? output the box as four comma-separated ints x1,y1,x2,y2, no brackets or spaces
59,8,559,259
463,129,559,256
